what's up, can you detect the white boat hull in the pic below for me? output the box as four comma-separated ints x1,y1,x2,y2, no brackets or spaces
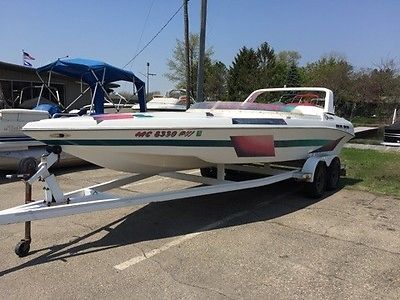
23,87,355,174
24,114,353,173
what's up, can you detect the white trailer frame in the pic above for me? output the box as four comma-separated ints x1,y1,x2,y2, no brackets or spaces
0,150,339,256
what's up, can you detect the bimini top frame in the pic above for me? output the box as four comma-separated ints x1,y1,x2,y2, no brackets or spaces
36,58,146,114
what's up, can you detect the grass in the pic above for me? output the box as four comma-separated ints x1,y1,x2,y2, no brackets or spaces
348,138,382,145
340,148,400,198
351,116,389,126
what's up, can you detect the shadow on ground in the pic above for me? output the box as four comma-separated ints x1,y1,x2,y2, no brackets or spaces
0,177,359,277
0,163,101,185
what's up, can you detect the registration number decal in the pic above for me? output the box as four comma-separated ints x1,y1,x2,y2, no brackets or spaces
135,130,201,138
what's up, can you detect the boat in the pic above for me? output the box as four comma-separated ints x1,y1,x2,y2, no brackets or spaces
0,105,86,173
133,89,195,111
0,58,145,172
23,85,354,174
0,84,63,172
71,84,136,114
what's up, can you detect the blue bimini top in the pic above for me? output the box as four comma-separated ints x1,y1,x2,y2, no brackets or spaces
37,58,146,114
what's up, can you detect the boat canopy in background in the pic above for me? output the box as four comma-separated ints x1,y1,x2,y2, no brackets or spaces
37,58,146,114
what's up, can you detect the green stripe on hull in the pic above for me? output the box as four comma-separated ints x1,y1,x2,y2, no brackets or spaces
40,139,330,148
274,139,330,147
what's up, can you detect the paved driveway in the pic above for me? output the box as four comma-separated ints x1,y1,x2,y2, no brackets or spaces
0,167,399,299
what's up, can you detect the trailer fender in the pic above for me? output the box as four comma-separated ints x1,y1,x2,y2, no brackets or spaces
301,155,337,182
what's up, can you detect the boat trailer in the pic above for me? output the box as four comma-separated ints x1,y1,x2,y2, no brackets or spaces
0,150,341,257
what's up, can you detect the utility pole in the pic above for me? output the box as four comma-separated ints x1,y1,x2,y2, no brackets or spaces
183,0,191,109
146,62,156,99
196,0,207,102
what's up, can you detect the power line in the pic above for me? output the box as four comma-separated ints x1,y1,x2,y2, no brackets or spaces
134,0,156,62
123,3,184,69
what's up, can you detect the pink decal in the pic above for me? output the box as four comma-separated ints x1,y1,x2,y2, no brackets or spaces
94,113,133,121
231,135,275,157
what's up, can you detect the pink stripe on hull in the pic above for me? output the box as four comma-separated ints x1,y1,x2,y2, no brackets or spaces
93,113,134,121
231,135,275,157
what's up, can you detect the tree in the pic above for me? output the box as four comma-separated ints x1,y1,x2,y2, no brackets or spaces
165,33,221,99
275,50,303,87
276,51,301,66
227,46,260,100
304,54,354,116
227,43,305,100
256,42,277,88
227,42,283,101
205,60,228,101
351,59,400,118
286,63,301,87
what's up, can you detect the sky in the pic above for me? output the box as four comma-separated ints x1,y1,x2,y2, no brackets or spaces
1,0,399,94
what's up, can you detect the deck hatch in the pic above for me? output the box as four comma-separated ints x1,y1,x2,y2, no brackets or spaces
232,118,287,125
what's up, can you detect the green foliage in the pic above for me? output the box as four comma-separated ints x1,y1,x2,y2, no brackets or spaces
205,60,228,101
286,63,301,87
341,148,400,198
165,33,227,100
351,60,400,118
276,51,301,65
304,54,354,116
227,43,305,101
227,46,260,100
166,38,399,117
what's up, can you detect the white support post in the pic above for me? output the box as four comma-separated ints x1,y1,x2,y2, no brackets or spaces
43,174,64,204
217,164,225,180
27,152,65,205
64,85,91,112
90,83,98,112
90,69,114,104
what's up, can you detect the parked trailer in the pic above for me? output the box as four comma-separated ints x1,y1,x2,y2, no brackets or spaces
0,149,342,257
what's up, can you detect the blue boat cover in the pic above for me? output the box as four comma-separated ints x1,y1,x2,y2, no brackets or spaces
33,104,62,116
37,58,146,114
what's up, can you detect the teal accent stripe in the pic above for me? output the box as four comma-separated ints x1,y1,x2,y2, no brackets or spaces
40,139,330,148
274,139,328,147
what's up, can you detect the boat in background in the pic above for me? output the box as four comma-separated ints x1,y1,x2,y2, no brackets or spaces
23,87,354,174
0,58,146,173
0,84,64,173
133,89,195,111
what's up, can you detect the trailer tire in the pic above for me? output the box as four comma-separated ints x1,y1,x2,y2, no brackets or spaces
306,161,327,198
18,157,37,176
326,157,341,191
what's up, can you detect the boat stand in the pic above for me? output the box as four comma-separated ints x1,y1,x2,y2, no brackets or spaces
0,151,339,257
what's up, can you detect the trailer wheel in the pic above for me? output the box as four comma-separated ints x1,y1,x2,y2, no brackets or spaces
326,157,341,191
18,157,37,176
200,167,217,178
15,240,30,257
306,162,327,198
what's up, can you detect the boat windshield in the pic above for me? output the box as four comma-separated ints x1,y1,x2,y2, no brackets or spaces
190,90,326,113
190,101,300,112
249,91,326,107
